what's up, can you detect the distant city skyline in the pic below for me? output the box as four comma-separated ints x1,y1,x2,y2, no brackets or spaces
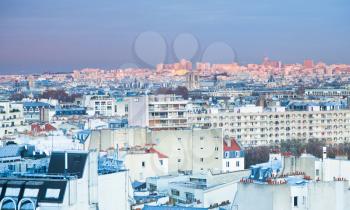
0,0,349,74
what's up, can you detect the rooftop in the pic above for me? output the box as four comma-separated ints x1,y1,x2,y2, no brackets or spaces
143,205,208,210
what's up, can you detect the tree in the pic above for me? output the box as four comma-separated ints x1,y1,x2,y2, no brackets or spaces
155,86,189,99
40,89,81,103
244,146,271,168
174,86,189,99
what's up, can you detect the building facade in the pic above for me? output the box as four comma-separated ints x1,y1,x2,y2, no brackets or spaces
127,95,189,130
189,105,350,146
0,101,28,139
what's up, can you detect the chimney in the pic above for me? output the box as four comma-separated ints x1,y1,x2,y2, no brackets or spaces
224,136,231,147
64,151,68,174
322,147,327,159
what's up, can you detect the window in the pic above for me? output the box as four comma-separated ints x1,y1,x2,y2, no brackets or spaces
177,159,181,163
142,161,145,167
159,160,163,165
200,158,204,162
24,188,39,197
236,161,240,167
226,161,230,167
186,192,195,202
5,188,20,197
149,184,157,192
215,147,219,151
316,169,320,176
171,189,180,196
235,151,240,157
293,196,298,207
46,189,61,199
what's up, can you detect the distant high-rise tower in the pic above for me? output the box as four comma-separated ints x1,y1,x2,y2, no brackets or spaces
304,59,314,69
179,59,192,70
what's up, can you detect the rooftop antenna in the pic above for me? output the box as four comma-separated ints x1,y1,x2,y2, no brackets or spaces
114,143,119,171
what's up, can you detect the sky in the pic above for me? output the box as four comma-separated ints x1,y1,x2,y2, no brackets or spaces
0,0,349,74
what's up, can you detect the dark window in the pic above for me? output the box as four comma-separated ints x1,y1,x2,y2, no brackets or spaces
171,189,180,196
294,196,298,207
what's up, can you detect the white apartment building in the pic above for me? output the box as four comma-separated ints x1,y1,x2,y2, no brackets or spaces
207,89,253,98
147,128,224,174
305,88,350,97
0,101,28,139
167,170,249,208
127,94,189,130
233,178,350,210
86,127,242,174
148,95,188,129
283,153,350,183
0,151,133,210
189,104,350,146
82,94,116,116
222,139,245,172
233,153,350,210
122,147,169,182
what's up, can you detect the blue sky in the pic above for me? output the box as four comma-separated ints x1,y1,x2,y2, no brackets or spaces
0,0,349,73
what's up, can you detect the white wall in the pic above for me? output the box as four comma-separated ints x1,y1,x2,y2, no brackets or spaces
202,182,238,208
322,159,350,182
98,171,132,210
127,96,149,127
124,153,168,182
148,128,223,173
222,157,244,172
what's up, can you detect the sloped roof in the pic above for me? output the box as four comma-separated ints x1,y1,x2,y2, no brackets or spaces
48,151,88,178
0,144,23,158
31,123,57,133
223,139,242,152
148,148,168,159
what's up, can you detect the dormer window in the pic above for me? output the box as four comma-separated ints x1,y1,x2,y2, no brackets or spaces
5,187,20,197
24,188,39,197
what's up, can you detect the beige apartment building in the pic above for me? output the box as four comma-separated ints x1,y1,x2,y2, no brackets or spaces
147,128,224,173
86,127,226,174
188,106,350,146
127,94,189,130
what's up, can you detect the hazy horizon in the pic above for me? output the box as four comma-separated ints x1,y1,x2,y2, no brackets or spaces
1,0,349,74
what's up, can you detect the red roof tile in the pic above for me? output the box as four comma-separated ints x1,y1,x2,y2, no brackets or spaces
224,139,242,151
31,123,57,133
148,148,168,159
